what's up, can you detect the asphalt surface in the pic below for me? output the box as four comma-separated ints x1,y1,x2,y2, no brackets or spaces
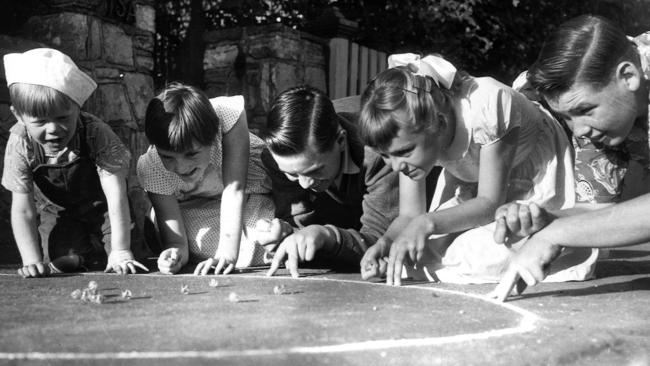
0,243,648,366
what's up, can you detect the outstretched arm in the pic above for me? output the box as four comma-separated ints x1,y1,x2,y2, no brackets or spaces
530,193,650,249
100,172,148,274
429,127,520,235
149,192,189,274
377,173,428,284
11,191,48,277
195,112,248,275
491,193,650,301
493,201,614,245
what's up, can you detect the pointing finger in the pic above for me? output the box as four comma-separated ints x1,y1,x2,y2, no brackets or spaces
267,242,287,277
133,261,149,272
386,250,395,286
393,250,405,286
489,267,520,302
193,262,203,276
284,240,300,278
222,262,235,275
214,258,226,275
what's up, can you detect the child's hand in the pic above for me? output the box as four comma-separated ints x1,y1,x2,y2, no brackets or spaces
360,238,390,280
17,262,50,278
252,218,294,251
488,236,562,302
386,215,434,286
105,249,149,274
157,248,183,275
266,225,332,278
194,245,239,276
493,202,551,245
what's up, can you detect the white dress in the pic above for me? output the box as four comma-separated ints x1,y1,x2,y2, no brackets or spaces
413,77,598,284
137,96,274,267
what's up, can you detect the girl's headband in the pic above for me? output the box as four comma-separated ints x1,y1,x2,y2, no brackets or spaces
387,53,457,90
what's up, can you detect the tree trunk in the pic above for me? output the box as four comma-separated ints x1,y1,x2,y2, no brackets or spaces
177,0,206,87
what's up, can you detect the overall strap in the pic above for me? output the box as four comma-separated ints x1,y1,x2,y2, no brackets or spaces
76,115,90,157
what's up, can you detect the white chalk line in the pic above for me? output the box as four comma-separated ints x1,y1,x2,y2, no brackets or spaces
0,272,539,360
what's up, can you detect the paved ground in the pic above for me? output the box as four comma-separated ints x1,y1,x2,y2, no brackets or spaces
0,243,648,366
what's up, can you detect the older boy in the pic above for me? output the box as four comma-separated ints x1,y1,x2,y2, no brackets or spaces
259,86,434,277
491,17,650,300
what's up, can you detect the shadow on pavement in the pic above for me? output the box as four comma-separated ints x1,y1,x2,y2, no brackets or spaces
517,277,650,300
607,250,650,259
596,259,650,277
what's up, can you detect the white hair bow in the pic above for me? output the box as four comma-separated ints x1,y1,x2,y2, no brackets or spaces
387,53,457,89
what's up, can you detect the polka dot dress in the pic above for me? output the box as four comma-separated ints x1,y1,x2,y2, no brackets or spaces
137,96,274,267
179,194,274,266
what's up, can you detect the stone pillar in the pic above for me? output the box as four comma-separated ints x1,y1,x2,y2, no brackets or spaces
0,0,156,252
203,24,327,135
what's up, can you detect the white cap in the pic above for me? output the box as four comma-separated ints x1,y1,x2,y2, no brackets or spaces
3,48,97,107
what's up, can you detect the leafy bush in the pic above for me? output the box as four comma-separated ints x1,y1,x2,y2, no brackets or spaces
153,0,644,85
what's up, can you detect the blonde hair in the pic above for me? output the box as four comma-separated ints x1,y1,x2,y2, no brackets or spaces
9,83,76,117
359,66,457,151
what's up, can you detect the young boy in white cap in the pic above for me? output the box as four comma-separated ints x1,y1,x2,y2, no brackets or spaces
2,48,148,277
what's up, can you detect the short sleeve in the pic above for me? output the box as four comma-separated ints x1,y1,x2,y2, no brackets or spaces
471,81,520,146
1,126,33,193
137,146,180,196
210,95,244,134
84,114,131,177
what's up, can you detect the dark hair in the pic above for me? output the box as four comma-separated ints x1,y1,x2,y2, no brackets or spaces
9,83,76,117
144,82,219,151
359,67,450,151
528,15,639,99
264,85,339,155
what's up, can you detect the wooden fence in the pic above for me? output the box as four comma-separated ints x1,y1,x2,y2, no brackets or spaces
328,37,387,99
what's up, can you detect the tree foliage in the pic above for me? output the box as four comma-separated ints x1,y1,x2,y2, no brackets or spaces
333,0,619,82
154,0,646,86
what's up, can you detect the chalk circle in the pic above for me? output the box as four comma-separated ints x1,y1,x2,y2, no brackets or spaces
0,273,538,361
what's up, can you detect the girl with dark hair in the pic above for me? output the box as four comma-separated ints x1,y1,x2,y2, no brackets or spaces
137,83,275,275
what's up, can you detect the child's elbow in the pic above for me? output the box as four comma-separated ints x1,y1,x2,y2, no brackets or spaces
11,202,35,221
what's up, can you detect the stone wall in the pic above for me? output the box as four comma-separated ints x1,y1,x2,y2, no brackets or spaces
203,24,328,135
0,36,49,250
0,1,155,250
